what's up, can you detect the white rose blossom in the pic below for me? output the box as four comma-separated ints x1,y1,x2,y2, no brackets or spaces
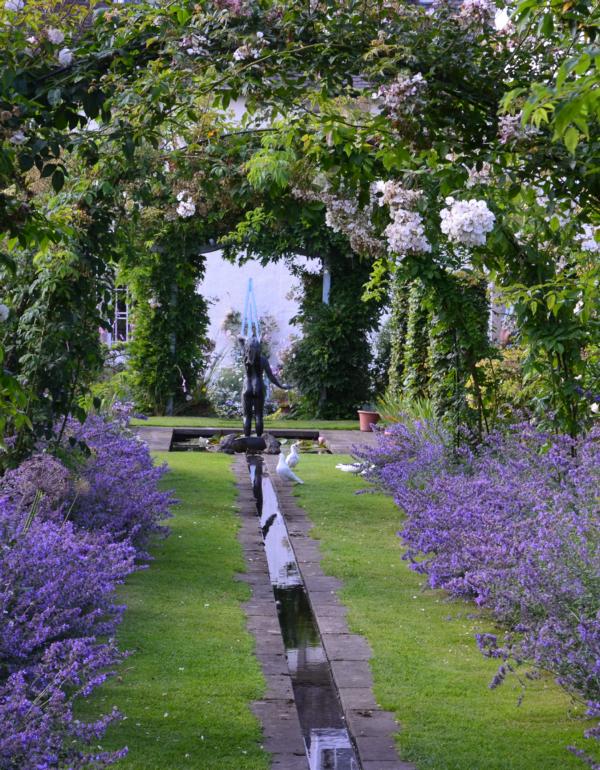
384,208,431,258
466,162,492,188
179,33,209,56
176,190,196,219
440,197,495,247
5,0,24,11
57,47,73,66
47,28,65,45
371,179,422,210
293,184,385,257
0,303,9,322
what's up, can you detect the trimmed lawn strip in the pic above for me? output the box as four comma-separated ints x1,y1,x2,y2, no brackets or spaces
80,453,268,770
294,454,588,770
131,416,359,430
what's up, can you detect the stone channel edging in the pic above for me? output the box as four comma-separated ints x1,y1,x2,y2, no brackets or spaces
233,456,307,770
234,451,416,770
264,455,416,770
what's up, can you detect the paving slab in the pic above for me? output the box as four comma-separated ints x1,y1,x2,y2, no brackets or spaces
134,425,173,451
354,735,402,762
346,708,399,737
321,633,372,661
319,428,379,455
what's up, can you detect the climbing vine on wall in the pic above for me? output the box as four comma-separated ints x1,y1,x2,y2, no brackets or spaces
121,219,209,415
387,275,410,398
402,280,431,401
427,271,494,441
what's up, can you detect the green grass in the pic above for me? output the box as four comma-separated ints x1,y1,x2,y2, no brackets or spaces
80,453,268,770
294,454,592,770
131,415,359,430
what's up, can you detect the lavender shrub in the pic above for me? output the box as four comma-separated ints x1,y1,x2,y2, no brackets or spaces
359,421,600,765
0,497,134,768
64,412,173,554
0,497,135,669
0,408,175,768
0,639,127,769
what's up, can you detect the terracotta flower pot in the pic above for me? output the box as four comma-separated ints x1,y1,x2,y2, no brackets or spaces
357,410,380,432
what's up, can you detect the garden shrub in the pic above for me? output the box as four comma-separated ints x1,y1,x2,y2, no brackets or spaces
207,365,244,418
0,496,134,769
63,412,173,554
123,222,210,416
360,421,600,764
0,408,174,768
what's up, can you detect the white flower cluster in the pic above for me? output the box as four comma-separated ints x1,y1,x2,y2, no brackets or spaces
371,179,422,210
377,73,426,119
576,223,600,253
58,47,73,66
293,185,385,257
384,208,431,257
440,197,495,247
180,34,209,56
370,179,431,258
9,130,26,144
466,162,492,188
4,0,24,11
324,195,384,256
176,190,196,219
0,303,9,322
232,44,261,61
458,0,497,28
497,113,539,144
47,28,65,45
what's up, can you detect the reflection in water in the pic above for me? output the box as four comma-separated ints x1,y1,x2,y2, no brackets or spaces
247,457,359,770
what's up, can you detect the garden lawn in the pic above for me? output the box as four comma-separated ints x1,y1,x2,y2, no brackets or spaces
131,416,358,430
79,452,268,770
294,454,589,770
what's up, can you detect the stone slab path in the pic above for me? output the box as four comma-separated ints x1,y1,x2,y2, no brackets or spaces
134,425,173,451
319,428,379,455
234,453,415,770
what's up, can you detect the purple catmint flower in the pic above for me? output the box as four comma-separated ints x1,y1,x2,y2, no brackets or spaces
60,411,174,555
357,421,600,762
0,407,175,767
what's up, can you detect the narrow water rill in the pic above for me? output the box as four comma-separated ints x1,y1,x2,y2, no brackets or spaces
247,456,360,770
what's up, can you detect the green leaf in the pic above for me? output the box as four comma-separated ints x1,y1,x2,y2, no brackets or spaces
540,12,554,35
52,169,65,192
18,154,34,172
564,126,579,154
48,88,62,107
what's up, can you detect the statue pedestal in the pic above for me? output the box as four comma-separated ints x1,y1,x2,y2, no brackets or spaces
218,433,281,455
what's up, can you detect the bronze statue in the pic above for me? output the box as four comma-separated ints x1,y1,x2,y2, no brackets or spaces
240,335,289,437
